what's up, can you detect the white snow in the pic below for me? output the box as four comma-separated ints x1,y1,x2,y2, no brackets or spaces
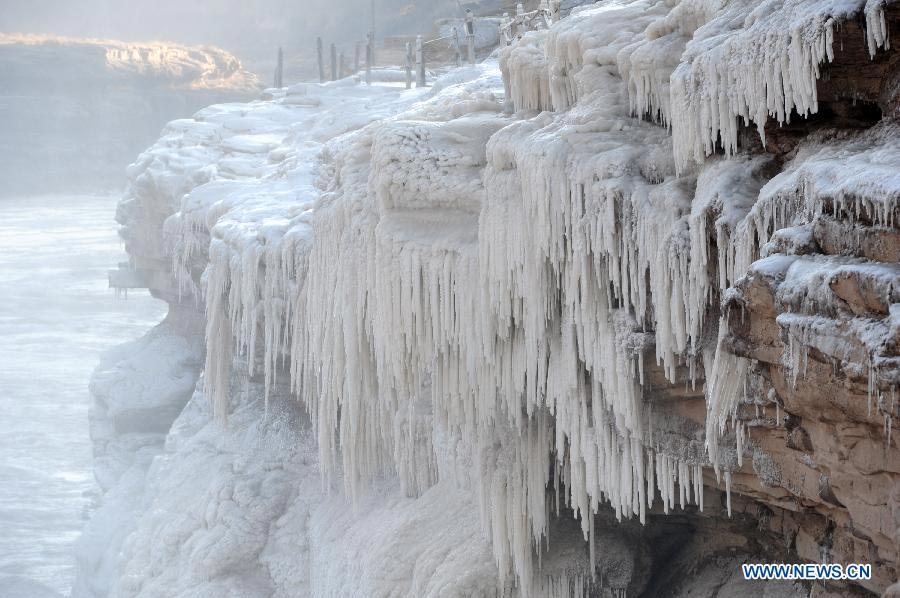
74,319,201,598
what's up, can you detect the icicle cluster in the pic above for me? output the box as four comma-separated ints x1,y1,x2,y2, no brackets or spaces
669,0,893,172
501,31,553,113
147,1,898,595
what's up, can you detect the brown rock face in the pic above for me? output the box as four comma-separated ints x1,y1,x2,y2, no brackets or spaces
633,10,900,596
709,32,900,595
715,214,899,591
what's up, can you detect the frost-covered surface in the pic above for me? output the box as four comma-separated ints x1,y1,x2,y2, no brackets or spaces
92,0,900,595
668,0,892,171
79,67,518,598
110,375,502,598
74,317,202,598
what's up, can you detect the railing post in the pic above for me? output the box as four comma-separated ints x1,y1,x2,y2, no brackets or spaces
405,42,413,89
274,46,283,88
415,34,426,87
316,37,325,82
465,9,476,65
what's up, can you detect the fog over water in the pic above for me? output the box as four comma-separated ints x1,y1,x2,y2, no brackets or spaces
0,195,167,596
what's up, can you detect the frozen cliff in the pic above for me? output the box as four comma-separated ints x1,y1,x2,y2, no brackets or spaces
80,0,899,596
0,34,259,196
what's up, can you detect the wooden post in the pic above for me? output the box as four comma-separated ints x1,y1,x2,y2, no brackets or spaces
465,9,476,65
330,43,337,81
415,35,426,88
316,37,325,82
405,42,413,89
452,27,462,68
274,46,284,88
339,51,346,79
354,42,361,73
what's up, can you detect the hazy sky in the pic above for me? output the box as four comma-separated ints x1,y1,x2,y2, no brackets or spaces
0,0,464,64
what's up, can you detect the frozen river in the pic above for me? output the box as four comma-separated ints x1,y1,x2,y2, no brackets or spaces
0,195,167,596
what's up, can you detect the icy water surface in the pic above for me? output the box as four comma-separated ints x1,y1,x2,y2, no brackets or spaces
0,195,167,596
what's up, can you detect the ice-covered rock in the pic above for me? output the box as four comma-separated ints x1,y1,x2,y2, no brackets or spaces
85,0,900,595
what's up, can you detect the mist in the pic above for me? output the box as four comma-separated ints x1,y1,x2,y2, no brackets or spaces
0,0,467,74
0,0,479,195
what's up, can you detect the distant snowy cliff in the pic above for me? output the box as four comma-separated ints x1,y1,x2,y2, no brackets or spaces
0,35,259,196
80,1,899,597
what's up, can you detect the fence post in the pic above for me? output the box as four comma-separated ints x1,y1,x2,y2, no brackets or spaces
339,51,346,79
415,35,426,87
452,27,462,67
330,43,337,81
354,42,361,73
274,46,283,88
465,9,476,65
405,42,413,89
317,37,325,82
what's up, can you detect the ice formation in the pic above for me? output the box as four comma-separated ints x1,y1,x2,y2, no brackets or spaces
669,0,893,171
93,0,899,595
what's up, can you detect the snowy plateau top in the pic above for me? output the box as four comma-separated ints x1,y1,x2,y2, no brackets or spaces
0,34,260,90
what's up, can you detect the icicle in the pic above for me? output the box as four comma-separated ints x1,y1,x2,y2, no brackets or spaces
724,471,733,517
705,322,751,474
695,464,704,512
867,353,875,418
